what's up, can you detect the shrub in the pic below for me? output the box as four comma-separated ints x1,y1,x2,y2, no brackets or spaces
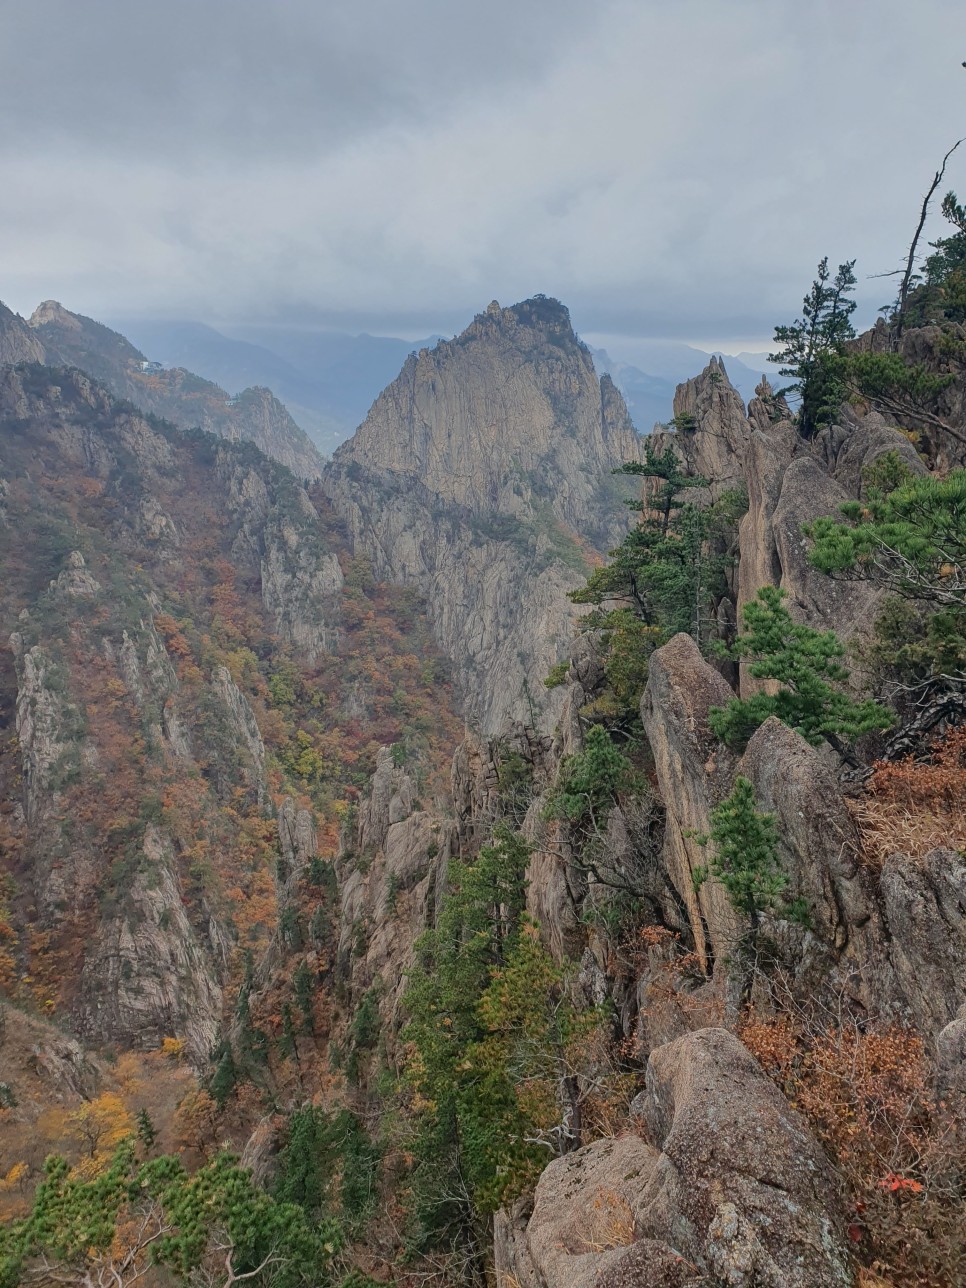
849,724,966,865
709,586,893,760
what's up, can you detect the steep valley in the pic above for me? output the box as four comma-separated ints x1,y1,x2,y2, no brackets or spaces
1,288,965,1288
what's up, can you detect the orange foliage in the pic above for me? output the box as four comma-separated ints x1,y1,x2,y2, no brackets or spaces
740,1013,965,1287
851,725,966,865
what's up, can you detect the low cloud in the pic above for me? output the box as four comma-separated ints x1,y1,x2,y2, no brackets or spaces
3,0,965,343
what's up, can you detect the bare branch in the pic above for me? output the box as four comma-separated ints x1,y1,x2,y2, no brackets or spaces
894,138,964,342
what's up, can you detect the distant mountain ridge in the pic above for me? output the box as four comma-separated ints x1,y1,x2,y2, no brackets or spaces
0,300,323,478
108,313,779,444
109,317,441,452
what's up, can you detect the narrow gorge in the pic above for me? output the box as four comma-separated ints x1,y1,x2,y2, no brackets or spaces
1,280,965,1288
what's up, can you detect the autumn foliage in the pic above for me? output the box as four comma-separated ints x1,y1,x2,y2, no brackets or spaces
740,1012,966,1286
850,724,966,865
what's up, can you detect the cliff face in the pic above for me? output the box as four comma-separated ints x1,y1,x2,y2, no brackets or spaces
488,347,966,1288
23,300,324,479
0,364,348,1061
0,302,46,365
324,297,642,732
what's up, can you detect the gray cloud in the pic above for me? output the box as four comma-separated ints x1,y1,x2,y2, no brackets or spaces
2,0,966,345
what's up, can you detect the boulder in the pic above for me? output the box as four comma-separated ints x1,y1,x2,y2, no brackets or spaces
816,407,927,497
499,1028,852,1287
634,1028,852,1288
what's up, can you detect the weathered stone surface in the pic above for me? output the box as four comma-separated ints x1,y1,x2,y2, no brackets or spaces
324,297,642,732
816,406,927,497
337,744,453,1026
641,634,738,968
769,454,879,633
78,825,223,1064
221,458,342,663
879,848,966,1035
739,718,880,997
501,1029,851,1287
212,665,269,810
651,357,750,499
515,1135,662,1288
49,550,102,598
277,796,317,887
596,1241,709,1288
634,1028,852,1288
735,422,798,693
358,745,417,855
936,1006,966,1099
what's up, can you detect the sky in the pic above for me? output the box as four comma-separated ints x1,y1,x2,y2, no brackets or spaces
2,0,966,352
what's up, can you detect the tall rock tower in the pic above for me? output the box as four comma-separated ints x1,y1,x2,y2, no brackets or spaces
324,296,642,732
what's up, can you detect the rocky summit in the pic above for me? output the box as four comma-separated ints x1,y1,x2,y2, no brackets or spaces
324,296,642,732
2,279,966,1288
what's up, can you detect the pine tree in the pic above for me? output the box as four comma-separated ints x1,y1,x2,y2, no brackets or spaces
709,586,892,761
135,1107,157,1153
770,257,857,436
807,466,966,737
209,1045,237,1109
293,960,314,1031
695,776,786,932
807,468,966,610
565,443,738,721
0,1142,340,1288
693,776,803,1004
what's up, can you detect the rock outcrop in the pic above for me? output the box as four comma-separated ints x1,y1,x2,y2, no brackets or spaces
879,847,966,1035
78,826,224,1063
336,746,452,1026
324,297,642,732
497,1028,852,1288
641,633,738,970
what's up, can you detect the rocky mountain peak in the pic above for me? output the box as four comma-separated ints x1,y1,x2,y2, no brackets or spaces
334,293,637,535
324,294,643,733
0,300,46,365
29,299,86,332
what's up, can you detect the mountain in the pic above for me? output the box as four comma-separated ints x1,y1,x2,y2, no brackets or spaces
323,296,643,732
0,357,462,1186
110,316,441,451
3,293,966,1287
591,341,782,431
7,301,325,478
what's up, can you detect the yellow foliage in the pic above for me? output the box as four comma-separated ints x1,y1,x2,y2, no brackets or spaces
0,1161,28,1191
113,1053,143,1095
67,1093,134,1175
161,1036,186,1060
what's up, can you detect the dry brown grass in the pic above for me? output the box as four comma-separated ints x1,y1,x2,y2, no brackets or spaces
850,725,966,867
847,796,966,867
740,1005,966,1287
575,1187,636,1253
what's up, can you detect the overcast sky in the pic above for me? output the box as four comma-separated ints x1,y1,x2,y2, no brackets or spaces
2,0,965,350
